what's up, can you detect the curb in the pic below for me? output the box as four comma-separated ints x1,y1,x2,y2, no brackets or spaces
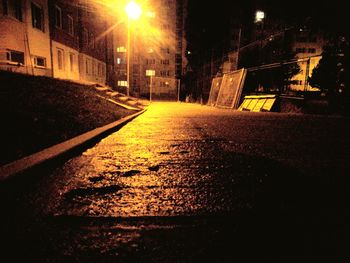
0,109,147,182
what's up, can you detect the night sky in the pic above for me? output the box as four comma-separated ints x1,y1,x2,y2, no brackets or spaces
186,0,349,57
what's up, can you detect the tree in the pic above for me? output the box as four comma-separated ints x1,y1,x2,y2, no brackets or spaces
309,36,350,113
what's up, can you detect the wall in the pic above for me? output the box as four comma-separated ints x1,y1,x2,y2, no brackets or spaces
51,40,79,80
0,0,51,76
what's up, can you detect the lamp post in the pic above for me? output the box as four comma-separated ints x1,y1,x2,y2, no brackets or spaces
255,10,265,92
146,69,155,102
255,10,265,65
125,1,141,97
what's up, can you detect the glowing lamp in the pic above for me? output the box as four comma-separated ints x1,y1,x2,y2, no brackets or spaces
125,1,142,20
255,10,265,23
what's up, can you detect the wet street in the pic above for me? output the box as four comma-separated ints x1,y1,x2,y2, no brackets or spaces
1,102,350,262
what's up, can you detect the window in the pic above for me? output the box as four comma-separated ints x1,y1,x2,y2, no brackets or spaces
118,80,127,87
308,48,316,53
33,56,46,67
54,5,62,28
296,47,306,53
82,28,88,46
69,53,74,71
160,81,169,88
117,46,126,53
160,70,170,76
98,63,102,76
146,59,155,65
90,33,95,48
160,59,169,65
31,2,44,31
1,50,24,65
67,15,74,35
3,0,22,21
161,47,170,54
85,58,90,74
57,49,64,70
92,61,96,75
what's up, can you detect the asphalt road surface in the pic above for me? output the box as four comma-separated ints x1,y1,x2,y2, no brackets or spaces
1,102,350,262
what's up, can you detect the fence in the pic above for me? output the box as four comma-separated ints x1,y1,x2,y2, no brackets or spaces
207,68,247,109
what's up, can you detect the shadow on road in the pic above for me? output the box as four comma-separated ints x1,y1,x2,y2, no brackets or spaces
0,152,349,262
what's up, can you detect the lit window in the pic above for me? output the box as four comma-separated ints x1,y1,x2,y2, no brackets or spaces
57,48,64,70
117,58,121,64
67,15,74,35
117,46,126,53
118,80,128,87
31,2,44,31
34,56,46,67
54,6,62,28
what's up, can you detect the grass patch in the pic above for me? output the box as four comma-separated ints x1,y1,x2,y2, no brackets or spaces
0,71,135,165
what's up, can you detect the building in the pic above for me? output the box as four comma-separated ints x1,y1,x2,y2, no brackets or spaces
1,0,187,95
0,0,52,76
114,0,188,100
289,29,324,92
48,0,110,85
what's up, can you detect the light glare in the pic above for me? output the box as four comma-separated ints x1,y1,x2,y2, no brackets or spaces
125,1,142,20
255,10,265,23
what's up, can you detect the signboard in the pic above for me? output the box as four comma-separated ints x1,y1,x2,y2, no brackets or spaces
207,77,222,106
238,95,277,112
216,69,247,109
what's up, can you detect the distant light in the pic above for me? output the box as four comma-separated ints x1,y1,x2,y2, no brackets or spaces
255,10,265,23
187,50,192,55
125,1,142,20
146,11,155,18
146,69,155,76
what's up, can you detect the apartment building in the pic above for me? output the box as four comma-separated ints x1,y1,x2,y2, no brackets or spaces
114,0,188,100
1,0,187,94
290,29,324,91
0,0,52,76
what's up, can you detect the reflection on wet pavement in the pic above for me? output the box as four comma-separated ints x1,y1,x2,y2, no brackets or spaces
3,102,350,261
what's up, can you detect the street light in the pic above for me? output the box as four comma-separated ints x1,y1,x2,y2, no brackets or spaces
255,10,265,92
146,69,155,102
125,1,142,97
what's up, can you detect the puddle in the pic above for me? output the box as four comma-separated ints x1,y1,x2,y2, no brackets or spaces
88,176,104,183
148,165,160,172
122,170,141,177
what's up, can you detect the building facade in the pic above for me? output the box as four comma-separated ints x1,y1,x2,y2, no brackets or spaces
0,0,52,76
114,0,188,100
1,0,187,95
290,29,324,92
